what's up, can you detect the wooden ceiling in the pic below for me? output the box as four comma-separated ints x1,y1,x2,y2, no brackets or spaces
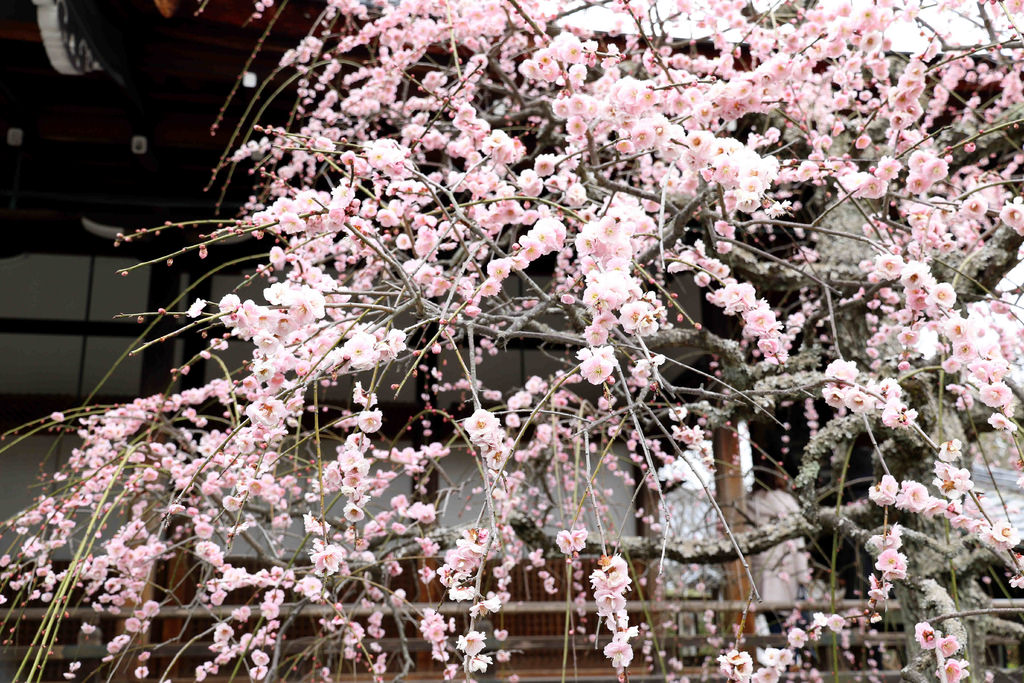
0,0,322,259
0,0,330,422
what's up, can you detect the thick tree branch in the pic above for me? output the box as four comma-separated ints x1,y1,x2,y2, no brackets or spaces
508,509,814,565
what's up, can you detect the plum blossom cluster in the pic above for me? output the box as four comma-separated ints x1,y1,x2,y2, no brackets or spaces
6,0,1024,682
556,527,588,556
864,254,1018,430
705,279,788,364
719,611,854,683
463,408,509,467
820,359,918,429
591,555,637,673
869,441,1023,557
915,622,968,683
438,528,490,603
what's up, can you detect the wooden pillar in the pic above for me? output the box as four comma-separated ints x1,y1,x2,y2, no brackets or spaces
714,426,753,638
141,267,180,396
157,552,195,679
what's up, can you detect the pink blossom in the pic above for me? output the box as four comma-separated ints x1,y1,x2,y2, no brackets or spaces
869,475,899,506
938,634,960,657
875,548,907,580
466,653,493,673
718,650,754,681
310,542,345,576
456,630,486,656
577,346,618,385
246,397,287,428
926,282,956,309
824,359,858,383
983,520,1021,550
555,528,588,555
895,481,930,513
915,621,939,650
1000,198,1024,234
938,439,962,462
873,253,905,280
603,639,634,671
979,382,1013,408
933,462,973,499
939,658,969,683
356,410,383,433
590,555,631,593
988,413,1017,431
787,628,807,648
405,501,436,524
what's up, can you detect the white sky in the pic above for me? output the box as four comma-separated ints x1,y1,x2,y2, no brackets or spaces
558,0,997,52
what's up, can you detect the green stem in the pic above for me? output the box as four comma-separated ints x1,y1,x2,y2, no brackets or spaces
830,441,855,683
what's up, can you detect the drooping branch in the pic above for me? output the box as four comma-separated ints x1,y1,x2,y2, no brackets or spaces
508,509,814,565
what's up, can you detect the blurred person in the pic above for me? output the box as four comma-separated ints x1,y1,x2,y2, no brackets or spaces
747,467,808,634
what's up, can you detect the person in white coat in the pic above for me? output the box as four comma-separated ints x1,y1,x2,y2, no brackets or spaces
747,468,808,633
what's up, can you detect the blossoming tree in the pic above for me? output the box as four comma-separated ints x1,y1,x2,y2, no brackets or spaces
4,0,1024,682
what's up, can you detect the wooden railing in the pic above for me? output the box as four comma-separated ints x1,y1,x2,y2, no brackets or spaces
3,599,1023,681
